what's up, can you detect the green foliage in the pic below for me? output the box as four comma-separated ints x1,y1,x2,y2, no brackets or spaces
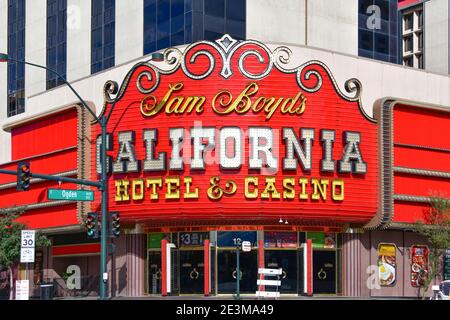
0,209,51,270
413,194,450,299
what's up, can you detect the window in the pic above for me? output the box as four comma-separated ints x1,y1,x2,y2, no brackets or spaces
403,56,413,67
401,5,424,69
144,0,246,55
7,0,26,117
91,0,115,74
47,0,67,90
417,10,423,29
404,36,413,52
417,54,423,69
404,13,413,31
418,32,423,50
204,0,246,41
358,0,400,65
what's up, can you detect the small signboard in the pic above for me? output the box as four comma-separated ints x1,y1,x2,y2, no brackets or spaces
444,249,450,281
258,268,283,275
20,230,35,263
48,189,94,202
20,248,35,263
15,280,29,301
242,241,252,252
21,230,35,248
179,232,209,246
217,231,257,247
256,268,282,299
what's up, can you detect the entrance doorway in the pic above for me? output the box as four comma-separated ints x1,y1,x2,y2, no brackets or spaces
147,251,162,295
179,250,204,294
313,250,337,294
217,250,257,294
265,250,298,293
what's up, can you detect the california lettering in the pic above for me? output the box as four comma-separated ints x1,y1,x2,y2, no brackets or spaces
96,126,367,203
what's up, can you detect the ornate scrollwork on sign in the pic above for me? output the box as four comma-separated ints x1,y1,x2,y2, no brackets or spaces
101,34,373,123
103,80,119,104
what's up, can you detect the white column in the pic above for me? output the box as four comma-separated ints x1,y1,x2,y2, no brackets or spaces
246,0,306,46
67,0,91,81
424,0,449,74
307,0,358,55
25,0,47,97
0,0,11,164
115,0,143,65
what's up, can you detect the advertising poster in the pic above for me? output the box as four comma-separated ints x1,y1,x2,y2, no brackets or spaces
217,231,257,247
147,233,171,249
264,232,298,248
378,243,397,286
410,245,429,287
307,232,336,249
179,232,209,247
444,249,450,281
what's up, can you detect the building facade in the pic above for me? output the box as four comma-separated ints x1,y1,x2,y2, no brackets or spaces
0,1,449,298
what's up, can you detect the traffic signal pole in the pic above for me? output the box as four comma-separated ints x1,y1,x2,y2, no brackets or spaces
99,116,108,300
0,169,102,188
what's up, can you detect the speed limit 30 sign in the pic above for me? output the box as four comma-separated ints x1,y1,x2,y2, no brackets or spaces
20,230,35,263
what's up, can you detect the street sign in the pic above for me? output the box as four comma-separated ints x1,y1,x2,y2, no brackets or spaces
257,279,282,286
256,291,280,298
258,268,283,275
15,280,29,300
21,230,35,248
21,230,35,263
48,188,94,202
20,248,35,263
242,241,252,252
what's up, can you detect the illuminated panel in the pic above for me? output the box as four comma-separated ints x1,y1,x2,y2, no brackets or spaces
90,37,379,226
11,109,78,160
392,103,450,224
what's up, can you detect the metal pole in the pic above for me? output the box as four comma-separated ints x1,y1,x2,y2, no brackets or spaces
99,116,108,300
236,246,240,300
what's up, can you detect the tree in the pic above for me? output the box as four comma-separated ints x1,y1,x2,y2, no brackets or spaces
413,194,450,299
0,208,51,300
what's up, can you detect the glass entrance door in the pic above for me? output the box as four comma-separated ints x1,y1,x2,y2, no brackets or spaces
265,250,298,293
179,250,204,294
148,251,162,295
313,250,337,294
217,250,257,294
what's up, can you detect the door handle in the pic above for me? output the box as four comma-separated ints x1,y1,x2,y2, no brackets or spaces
318,268,327,280
282,271,287,279
190,268,199,280
232,270,243,280
155,270,162,280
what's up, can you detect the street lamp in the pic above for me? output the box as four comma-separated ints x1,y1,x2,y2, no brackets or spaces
0,51,164,300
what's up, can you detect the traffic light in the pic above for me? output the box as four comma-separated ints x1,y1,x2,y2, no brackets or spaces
86,212,99,239
110,212,120,238
17,162,31,191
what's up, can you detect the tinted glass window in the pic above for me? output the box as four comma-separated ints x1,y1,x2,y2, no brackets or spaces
358,0,400,64
47,0,67,90
7,0,26,117
144,0,246,55
91,0,116,74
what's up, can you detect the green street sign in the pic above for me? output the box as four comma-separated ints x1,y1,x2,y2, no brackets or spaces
48,189,94,202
